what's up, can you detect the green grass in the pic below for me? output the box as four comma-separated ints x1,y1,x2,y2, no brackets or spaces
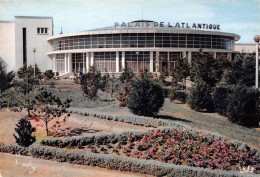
159,99,260,149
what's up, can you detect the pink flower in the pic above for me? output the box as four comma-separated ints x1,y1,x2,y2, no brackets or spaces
147,137,150,140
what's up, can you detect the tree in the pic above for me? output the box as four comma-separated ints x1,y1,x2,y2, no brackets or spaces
191,51,226,87
16,65,40,116
224,53,255,87
32,89,71,136
0,62,15,94
13,118,36,147
80,66,103,100
226,85,260,127
126,70,164,116
188,79,214,112
172,57,190,89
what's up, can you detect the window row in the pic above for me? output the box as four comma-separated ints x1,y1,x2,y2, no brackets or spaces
52,33,235,51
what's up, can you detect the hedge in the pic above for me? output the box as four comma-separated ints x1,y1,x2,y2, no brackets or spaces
66,108,192,128
27,144,257,177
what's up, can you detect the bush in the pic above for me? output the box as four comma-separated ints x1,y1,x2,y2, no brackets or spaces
226,85,260,127
44,70,55,80
13,118,36,147
119,66,135,84
213,84,231,116
169,88,187,104
126,71,164,116
188,80,214,112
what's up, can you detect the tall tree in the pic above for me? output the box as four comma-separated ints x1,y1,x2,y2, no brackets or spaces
191,51,226,87
172,57,190,89
16,65,40,116
224,53,255,87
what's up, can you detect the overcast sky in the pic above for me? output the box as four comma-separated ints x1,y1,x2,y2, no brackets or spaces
0,0,259,43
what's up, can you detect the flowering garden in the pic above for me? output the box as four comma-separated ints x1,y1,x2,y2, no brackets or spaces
41,128,260,174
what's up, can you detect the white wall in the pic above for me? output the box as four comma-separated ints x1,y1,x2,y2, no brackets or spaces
15,16,53,72
0,22,15,71
235,43,256,53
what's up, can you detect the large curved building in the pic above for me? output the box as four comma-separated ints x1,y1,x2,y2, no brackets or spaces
0,17,240,74
48,20,240,75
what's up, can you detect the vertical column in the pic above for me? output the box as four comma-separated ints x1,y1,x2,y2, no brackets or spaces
188,51,192,66
86,52,89,72
64,53,68,72
83,53,86,73
150,51,153,72
182,51,186,58
227,53,232,60
53,54,56,72
256,41,259,88
122,51,125,70
91,52,94,66
167,52,170,74
213,52,217,59
156,51,159,73
116,51,119,73
68,53,72,72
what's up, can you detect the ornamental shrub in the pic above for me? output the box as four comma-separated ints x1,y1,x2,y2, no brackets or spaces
13,118,36,147
44,69,54,80
169,88,187,104
126,70,164,116
188,80,214,112
226,85,260,127
213,84,231,116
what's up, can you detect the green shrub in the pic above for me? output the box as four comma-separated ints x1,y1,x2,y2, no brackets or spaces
226,85,260,127
119,66,134,84
213,84,231,116
126,71,164,116
188,80,214,112
169,88,187,104
13,118,36,147
44,70,54,80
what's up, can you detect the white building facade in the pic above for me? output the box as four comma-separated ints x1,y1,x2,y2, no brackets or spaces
0,16,53,72
1,17,247,74
47,20,240,75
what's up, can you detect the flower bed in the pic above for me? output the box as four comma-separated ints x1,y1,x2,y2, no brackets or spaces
41,128,260,174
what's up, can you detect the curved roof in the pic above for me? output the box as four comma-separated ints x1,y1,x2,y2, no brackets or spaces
48,20,240,41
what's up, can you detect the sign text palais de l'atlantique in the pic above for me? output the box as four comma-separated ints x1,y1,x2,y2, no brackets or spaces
115,21,220,30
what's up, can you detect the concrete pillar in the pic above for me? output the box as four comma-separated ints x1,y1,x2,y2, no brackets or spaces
150,51,153,72
213,52,217,59
53,54,56,72
68,53,72,72
64,53,68,72
91,52,94,66
122,51,125,69
188,51,192,66
156,51,159,73
86,53,89,72
83,53,86,73
182,51,186,58
116,51,119,72
167,52,170,74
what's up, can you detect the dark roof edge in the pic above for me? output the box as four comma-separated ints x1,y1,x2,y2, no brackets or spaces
15,16,53,19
